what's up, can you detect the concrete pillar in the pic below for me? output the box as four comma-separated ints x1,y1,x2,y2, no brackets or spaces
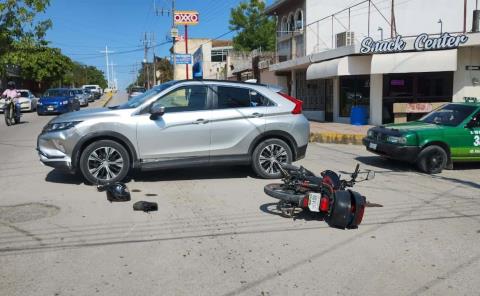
369,74,383,126
333,77,340,122
291,70,297,97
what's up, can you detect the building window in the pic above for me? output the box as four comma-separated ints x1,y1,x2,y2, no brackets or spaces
295,9,303,31
211,49,229,62
383,72,454,123
280,16,288,35
295,71,327,111
288,13,295,32
339,76,370,117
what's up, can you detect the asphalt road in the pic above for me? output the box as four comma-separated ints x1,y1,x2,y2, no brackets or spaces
0,92,479,296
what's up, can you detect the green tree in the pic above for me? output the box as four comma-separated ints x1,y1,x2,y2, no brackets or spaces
63,62,107,89
229,0,275,52
0,0,52,55
0,42,72,91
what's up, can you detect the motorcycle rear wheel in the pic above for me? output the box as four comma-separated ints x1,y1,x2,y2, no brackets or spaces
264,183,306,205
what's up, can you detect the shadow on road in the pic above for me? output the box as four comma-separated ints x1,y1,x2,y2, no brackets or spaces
131,165,255,182
45,165,255,185
259,202,324,221
45,170,83,185
355,156,414,172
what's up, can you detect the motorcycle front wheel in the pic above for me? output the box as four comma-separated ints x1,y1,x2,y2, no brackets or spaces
264,183,306,205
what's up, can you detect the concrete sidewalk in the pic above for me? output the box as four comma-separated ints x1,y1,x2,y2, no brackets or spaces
309,122,373,145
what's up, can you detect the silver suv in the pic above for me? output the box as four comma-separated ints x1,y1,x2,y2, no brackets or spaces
37,80,309,184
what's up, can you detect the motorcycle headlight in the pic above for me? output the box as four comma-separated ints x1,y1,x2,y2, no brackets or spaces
43,121,82,133
386,136,407,144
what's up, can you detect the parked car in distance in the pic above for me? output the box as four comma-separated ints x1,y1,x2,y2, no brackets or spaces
82,85,102,100
363,101,480,174
128,86,146,100
73,88,89,107
37,88,81,115
0,89,38,113
84,89,94,102
37,80,309,184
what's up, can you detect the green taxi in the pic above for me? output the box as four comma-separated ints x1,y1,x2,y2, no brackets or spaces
363,101,480,174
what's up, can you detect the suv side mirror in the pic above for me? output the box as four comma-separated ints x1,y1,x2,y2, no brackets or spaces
149,104,165,120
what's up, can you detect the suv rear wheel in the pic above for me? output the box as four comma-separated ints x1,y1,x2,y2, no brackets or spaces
79,140,130,185
416,145,448,174
252,138,292,179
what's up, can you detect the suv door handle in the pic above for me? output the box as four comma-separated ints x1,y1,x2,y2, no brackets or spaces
193,118,209,124
252,112,264,118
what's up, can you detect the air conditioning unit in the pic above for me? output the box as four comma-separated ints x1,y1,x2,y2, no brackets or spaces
336,31,355,48
258,59,271,70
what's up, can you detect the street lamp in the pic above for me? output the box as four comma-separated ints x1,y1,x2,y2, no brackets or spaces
378,27,384,40
438,19,443,35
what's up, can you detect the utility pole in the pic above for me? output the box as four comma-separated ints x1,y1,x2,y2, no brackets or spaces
390,0,397,38
110,61,117,90
155,0,176,80
142,32,151,89
100,46,114,88
152,32,157,86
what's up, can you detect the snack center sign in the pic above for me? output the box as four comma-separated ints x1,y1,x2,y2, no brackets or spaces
360,33,469,54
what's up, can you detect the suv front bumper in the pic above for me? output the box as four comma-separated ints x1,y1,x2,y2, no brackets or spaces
363,137,420,163
37,131,77,173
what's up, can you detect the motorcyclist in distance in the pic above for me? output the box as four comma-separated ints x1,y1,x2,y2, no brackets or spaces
2,81,21,119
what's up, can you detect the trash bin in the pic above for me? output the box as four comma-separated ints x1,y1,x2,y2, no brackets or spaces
350,106,369,125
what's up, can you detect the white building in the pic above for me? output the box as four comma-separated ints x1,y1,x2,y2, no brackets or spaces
266,0,480,125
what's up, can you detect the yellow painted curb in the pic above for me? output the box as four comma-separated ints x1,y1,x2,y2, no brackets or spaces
101,92,114,107
309,132,365,145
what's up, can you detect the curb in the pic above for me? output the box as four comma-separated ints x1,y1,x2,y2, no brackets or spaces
309,132,365,145
101,92,114,107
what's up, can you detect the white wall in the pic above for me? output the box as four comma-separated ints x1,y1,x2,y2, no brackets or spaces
305,0,477,56
453,46,480,101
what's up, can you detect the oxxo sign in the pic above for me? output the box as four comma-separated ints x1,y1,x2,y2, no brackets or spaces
174,11,199,25
360,33,469,54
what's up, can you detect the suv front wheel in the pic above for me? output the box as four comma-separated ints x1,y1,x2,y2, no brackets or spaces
252,138,293,179
79,140,130,185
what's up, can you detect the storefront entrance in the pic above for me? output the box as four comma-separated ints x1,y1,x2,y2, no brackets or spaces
339,75,370,119
382,72,454,124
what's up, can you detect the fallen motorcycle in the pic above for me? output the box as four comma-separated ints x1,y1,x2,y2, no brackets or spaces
264,163,374,229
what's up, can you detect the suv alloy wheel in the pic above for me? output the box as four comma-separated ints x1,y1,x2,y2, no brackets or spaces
252,138,293,179
79,140,131,185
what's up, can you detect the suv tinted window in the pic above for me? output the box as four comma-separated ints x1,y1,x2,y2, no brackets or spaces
153,85,208,113
216,86,272,109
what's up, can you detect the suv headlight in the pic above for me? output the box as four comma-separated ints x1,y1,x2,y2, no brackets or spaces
386,136,407,144
367,130,374,138
43,121,82,133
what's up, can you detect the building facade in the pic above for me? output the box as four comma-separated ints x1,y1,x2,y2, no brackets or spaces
266,0,480,125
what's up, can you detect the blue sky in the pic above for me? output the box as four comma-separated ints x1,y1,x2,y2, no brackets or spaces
42,0,274,89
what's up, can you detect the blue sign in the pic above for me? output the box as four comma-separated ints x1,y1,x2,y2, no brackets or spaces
173,54,192,65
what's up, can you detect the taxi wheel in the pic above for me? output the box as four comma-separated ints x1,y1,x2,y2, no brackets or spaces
417,145,448,174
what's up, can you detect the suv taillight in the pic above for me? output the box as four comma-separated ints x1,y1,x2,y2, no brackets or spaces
279,93,303,114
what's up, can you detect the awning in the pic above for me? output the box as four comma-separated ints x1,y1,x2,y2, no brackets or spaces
371,49,457,74
306,56,371,80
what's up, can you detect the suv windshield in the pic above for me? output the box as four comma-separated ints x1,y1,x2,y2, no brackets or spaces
85,86,96,90
116,81,176,109
44,90,68,97
420,104,477,126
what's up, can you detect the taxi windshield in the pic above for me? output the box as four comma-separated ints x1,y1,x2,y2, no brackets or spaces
420,104,477,126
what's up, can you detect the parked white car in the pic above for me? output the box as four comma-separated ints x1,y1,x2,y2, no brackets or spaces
0,89,38,112
82,85,103,100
